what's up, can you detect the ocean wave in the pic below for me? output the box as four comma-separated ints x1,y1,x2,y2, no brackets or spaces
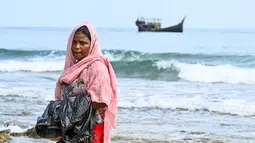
2,49,255,84
2,48,255,63
118,95,255,117
0,48,65,58
2,92,254,117
1,58,255,84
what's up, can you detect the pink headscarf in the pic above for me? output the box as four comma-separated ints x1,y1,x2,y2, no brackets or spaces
54,21,117,143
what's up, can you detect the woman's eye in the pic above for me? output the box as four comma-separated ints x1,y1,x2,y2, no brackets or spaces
80,41,85,45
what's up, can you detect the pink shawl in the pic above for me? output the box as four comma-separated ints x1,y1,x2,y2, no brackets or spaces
54,22,117,143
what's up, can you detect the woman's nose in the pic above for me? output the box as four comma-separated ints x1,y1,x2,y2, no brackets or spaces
74,44,80,50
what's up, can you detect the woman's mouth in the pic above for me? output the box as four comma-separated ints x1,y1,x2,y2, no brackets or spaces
74,52,82,55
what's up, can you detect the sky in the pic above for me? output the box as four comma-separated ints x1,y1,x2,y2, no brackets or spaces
0,0,254,29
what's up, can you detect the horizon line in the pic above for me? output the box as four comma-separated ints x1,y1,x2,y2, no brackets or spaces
1,26,255,30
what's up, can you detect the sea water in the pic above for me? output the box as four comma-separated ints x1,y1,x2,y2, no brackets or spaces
0,27,255,143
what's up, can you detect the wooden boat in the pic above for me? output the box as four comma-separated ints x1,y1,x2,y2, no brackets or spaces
135,17,186,33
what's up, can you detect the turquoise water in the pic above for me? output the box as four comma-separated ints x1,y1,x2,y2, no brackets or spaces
0,27,255,142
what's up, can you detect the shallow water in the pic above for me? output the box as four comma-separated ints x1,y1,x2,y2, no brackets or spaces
0,27,255,142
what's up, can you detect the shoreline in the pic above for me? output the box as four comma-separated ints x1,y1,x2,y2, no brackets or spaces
0,128,231,143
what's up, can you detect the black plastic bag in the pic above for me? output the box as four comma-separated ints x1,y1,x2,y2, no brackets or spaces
35,90,96,143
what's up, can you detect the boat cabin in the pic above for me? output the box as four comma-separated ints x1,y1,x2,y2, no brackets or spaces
136,17,162,30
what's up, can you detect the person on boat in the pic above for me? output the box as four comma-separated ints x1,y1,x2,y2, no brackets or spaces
54,21,118,143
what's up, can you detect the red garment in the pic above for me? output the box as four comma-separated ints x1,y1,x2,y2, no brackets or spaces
92,123,104,143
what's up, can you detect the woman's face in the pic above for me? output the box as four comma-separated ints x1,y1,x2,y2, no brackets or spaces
71,32,91,61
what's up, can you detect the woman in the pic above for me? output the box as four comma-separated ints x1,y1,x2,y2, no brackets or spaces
54,22,117,143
